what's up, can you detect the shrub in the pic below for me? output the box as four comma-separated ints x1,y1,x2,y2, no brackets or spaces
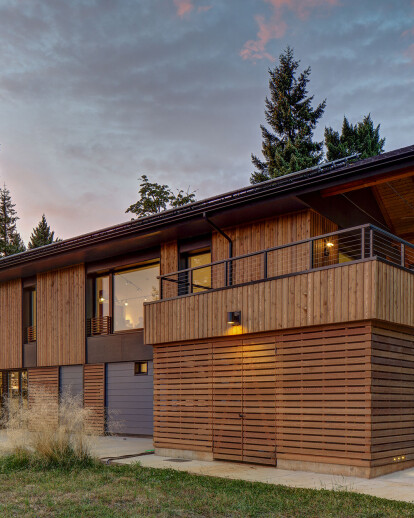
0,389,96,468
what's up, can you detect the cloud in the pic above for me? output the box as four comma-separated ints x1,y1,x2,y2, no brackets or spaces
174,0,194,17
241,0,338,61
173,0,212,18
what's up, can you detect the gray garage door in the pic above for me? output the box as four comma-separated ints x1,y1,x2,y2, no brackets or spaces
106,361,153,435
60,365,83,400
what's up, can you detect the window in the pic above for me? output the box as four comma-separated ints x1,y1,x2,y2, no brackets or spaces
7,371,28,408
113,262,160,332
94,275,110,318
134,361,148,375
23,286,37,343
187,249,211,293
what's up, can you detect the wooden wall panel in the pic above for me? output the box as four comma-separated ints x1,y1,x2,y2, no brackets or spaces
145,261,376,344
160,241,178,299
154,341,213,452
0,279,22,370
28,367,59,429
275,323,372,468
371,324,414,470
375,261,414,327
37,265,85,367
84,364,105,435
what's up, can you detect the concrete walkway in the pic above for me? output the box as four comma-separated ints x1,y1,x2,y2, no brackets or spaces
116,451,414,504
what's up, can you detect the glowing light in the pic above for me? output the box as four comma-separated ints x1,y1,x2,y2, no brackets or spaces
326,241,334,248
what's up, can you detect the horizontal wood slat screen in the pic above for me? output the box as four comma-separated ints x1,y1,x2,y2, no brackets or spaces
28,367,59,429
0,279,22,370
145,261,376,344
84,364,105,435
371,324,414,470
154,322,373,467
87,316,111,336
154,342,213,453
276,323,372,468
37,265,85,366
213,337,277,465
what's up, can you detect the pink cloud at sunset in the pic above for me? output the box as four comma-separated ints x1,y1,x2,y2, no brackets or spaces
241,0,338,61
173,0,211,18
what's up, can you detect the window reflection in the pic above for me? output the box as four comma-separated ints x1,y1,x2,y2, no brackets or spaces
94,276,110,318
113,262,159,331
189,251,211,292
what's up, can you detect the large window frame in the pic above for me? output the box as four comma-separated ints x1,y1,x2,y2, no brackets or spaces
88,259,160,336
179,246,212,295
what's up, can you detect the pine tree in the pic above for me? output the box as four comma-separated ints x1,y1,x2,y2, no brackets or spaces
251,47,326,183
28,214,59,249
325,114,385,161
0,185,26,256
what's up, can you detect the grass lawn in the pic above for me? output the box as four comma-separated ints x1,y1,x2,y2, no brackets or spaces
0,458,413,517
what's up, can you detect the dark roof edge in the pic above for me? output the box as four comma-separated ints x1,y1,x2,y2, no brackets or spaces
2,144,414,271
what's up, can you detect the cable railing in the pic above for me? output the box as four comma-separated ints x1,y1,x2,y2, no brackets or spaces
158,224,414,300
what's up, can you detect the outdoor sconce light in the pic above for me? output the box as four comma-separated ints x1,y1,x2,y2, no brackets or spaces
324,239,334,256
227,311,241,326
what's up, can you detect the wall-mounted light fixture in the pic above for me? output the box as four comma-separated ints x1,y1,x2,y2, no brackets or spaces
227,311,241,326
324,239,335,256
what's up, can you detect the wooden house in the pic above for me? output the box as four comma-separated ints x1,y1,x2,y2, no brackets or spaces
1,145,414,477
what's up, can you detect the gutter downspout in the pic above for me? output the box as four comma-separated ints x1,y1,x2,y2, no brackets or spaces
203,212,233,286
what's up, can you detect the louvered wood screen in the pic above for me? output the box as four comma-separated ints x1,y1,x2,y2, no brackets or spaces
84,364,105,435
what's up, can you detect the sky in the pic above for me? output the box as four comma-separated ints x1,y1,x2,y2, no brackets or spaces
0,0,413,242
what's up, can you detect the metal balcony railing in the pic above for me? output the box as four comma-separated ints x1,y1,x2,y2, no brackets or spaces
87,316,112,336
158,224,414,300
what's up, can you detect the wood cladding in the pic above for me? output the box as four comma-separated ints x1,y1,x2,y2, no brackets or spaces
276,323,371,468
153,322,371,468
145,261,376,344
37,265,85,367
84,364,105,435
371,324,414,470
161,241,178,298
28,367,59,428
0,279,22,370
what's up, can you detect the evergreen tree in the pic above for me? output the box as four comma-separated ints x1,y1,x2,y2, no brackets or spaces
126,175,196,218
28,214,59,249
251,47,326,183
0,185,25,256
325,114,385,161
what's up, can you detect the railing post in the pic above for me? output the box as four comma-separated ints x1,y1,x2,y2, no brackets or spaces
263,251,268,280
401,242,405,267
190,269,193,294
369,228,374,258
361,227,365,259
160,277,163,300
225,260,229,287
309,239,313,270
228,258,233,286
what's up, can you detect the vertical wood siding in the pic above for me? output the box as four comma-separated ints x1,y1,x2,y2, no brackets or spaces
0,279,22,369
160,241,178,298
371,324,414,470
84,363,105,435
145,261,376,344
37,265,85,367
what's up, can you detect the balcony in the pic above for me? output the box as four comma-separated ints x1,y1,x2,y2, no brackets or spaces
144,224,414,344
87,316,112,337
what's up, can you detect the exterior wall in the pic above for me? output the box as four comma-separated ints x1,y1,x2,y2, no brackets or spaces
0,279,22,370
145,261,376,344
60,365,84,399
83,363,105,435
161,241,178,299
153,320,414,477
371,323,414,476
28,367,59,428
106,361,153,435
153,322,372,473
37,265,85,367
